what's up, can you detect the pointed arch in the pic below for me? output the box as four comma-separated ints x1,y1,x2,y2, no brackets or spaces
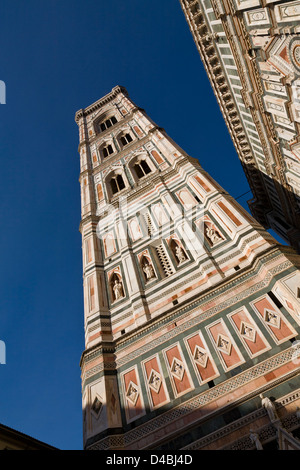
109,271,125,302
95,108,118,134
169,238,188,265
105,167,128,198
140,254,157,282
116,128,135,149
99,140,115,159
128,153,155,182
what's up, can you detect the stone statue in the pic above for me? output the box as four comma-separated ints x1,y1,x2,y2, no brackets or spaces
143,262,156,280
243,325,254,339
113,279,123,301
205,226,222,245
260,394,279,422
149,372,161,392
127,384,138,405
249,430,263,450
175,245,186,264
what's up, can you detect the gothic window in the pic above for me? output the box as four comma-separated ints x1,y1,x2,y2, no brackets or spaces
134,159,152,179
102,143,114,158
120,133,133,147
99,116,117,132
110,174,126,195
128,218,143,241
129,155,154,184
105,168,128,199
152,204,169,226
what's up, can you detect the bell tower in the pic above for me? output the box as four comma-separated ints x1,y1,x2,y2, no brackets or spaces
76,86,300,450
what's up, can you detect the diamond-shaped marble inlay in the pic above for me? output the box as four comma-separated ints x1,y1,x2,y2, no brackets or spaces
193,345,208,368
91,396,103,417
264,309,281,328
126,381,139,406
148,369,162,393
111,393,116,412
240,321,256,342
170,357,185,381
217,334,232,355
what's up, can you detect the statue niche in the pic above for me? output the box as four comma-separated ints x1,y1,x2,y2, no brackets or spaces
204,221,223,247
110,272,125,302
170,239,187,265
141,255,156,282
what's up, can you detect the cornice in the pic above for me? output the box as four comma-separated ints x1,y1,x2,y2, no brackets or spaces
182,387,300,450
179,1,267,201
75,85,129,123
80,341,116,368
180,0,300,249
92,132,154,174
79,214,101,233
86,348,300,450
76,105,140,153
82,245,262,369
94,155,195,216
113,247,286,359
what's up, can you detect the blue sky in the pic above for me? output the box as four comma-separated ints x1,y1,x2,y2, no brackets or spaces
0,0,284,450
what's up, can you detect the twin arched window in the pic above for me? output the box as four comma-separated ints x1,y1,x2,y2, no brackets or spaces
105,155,154,199
120,133,133,147
134,159,151,179
129,155,153,183
98,131,134,162
99,116,117,132
102,143,114,158
110,174,126,195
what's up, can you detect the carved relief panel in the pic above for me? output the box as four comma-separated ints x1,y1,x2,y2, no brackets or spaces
184,331,219,385
163,343,194,398
142,355,170,411
120,366,145,423
206,319,245,372
228,307,271,358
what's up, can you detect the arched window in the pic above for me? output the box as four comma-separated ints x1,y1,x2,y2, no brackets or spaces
120,133,133,147
129,155,154,183
102,143,114,158
99,116,117,132
110,174,126,195
134,159,152,179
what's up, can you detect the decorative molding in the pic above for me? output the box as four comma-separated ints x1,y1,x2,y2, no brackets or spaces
75,86,129,122
182,388,300,450
88,351,300,450
115,255,292,368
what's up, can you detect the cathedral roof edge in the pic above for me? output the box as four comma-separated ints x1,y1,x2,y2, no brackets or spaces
75,85,129,123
